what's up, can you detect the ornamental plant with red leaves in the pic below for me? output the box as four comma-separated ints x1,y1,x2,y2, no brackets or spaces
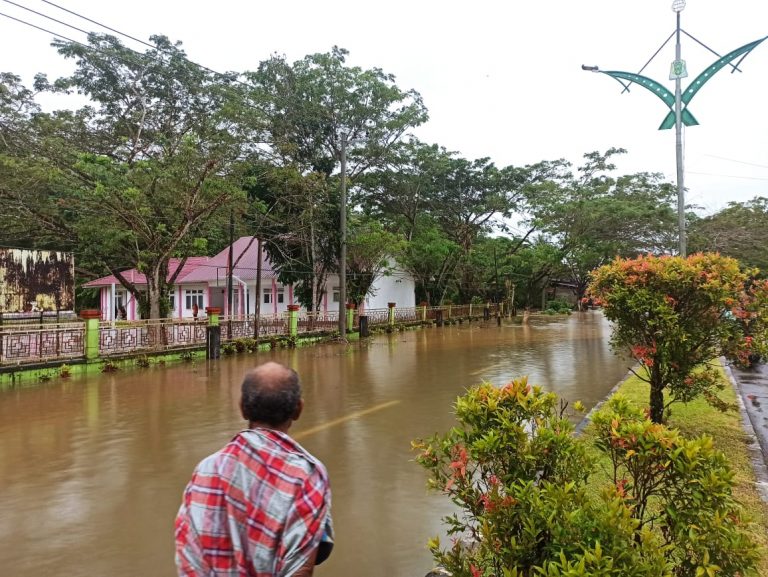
414,380,756,577
589,253,768,424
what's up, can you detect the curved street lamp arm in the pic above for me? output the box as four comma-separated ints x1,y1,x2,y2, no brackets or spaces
682,35,768,105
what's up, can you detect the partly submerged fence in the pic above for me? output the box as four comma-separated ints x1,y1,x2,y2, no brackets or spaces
0,303,502,369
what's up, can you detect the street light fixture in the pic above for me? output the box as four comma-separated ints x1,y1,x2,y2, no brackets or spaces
582,2,766,257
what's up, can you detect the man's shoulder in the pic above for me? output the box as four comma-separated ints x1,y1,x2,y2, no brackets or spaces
196,430,327,482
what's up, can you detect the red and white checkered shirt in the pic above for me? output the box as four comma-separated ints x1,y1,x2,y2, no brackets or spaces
175,428,332,577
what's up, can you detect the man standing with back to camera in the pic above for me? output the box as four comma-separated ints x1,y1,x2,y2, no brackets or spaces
175,362,333,577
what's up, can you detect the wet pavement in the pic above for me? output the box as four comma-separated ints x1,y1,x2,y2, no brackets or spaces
725,361,768,501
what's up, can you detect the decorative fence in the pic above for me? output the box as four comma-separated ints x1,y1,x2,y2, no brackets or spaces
0,303,504,369
99,320,208,356
0,323,85,366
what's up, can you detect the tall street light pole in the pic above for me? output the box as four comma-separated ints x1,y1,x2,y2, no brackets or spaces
338,133,348,340
582,2,766,258
672,0,686,256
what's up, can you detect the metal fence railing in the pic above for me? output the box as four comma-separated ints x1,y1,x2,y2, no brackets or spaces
0,323,85,366
364,308,390,326
99,319,207,356
0,304,502,368
394,307,420,323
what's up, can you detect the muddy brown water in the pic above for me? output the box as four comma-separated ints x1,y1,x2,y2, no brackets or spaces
0,313,628,577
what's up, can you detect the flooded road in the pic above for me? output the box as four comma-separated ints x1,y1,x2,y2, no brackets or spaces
0,313,628,577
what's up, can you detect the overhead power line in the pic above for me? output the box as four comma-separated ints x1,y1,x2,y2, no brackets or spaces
0,0,257,90
702,154,768,170
41,0,157,51
688,171,768,182
2,0,89,36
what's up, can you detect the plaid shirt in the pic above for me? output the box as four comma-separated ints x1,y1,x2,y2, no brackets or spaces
175,428,332,577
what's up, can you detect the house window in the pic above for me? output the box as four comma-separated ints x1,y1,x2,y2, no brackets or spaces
185,289,204,310
168,294,175,311
331,286,340,303
276,287,285,304
263,289,272,305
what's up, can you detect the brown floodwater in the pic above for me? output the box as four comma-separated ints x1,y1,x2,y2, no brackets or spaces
0,313,629,577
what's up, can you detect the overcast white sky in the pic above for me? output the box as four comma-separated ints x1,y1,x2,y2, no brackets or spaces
1,0,766,215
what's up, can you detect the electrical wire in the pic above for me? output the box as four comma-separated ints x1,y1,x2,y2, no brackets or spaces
0,8,154,69
0,0,258,90
687,171,768,181
701,154,768,170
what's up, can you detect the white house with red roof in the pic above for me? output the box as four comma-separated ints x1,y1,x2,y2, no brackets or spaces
84,237,415,320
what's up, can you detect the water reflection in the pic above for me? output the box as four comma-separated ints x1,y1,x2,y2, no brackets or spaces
0,313,627,577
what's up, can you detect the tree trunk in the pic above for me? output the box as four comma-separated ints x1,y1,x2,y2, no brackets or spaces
649,365,665,423
145,269,167,347
649,384,664,424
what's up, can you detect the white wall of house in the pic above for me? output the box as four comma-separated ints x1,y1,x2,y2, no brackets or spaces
365,271,416,310
96,270,415,320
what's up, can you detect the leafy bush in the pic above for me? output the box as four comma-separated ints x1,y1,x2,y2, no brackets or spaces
414,379,756,577
544,298,573,315
221,343,236,355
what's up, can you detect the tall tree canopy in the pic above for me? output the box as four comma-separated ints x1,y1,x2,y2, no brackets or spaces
528,148,678,302
245,47,428,310
0,34,254,318
689,196,768,273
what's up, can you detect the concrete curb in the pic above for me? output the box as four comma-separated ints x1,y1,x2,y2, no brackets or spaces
721,360,768,504
574,368,636,435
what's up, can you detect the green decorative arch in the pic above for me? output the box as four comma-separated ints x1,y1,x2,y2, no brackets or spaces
598,35,767,130
599,70,699,129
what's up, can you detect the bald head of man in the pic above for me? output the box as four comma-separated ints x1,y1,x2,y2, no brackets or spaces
240,362,303,431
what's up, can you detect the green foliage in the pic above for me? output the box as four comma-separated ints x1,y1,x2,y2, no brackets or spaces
414,380,757,577
591,397,758,576
689,197,768,273
544,298,573,315
589,253,766,423
345,219,406,306
221,343,236,355
0,36,251,318
526,149,678,302
101,359,119,373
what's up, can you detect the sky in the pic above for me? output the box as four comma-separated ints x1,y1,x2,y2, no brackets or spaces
1,0,766,215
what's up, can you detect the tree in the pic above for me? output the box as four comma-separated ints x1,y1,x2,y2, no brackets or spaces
243,164,338,314
528,149,678,305
362,141,526,304
689,197,768,272
248,46,428,178
589,253,767,423
345,219,405,307
0,35,253,319
246,47,427,309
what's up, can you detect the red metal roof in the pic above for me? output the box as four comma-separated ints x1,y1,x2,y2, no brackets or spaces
83,239,278,288
182,237,277,285
83,256,210,288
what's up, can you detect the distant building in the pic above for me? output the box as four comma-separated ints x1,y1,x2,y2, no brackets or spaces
84,237,416,320
0,248,75,313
